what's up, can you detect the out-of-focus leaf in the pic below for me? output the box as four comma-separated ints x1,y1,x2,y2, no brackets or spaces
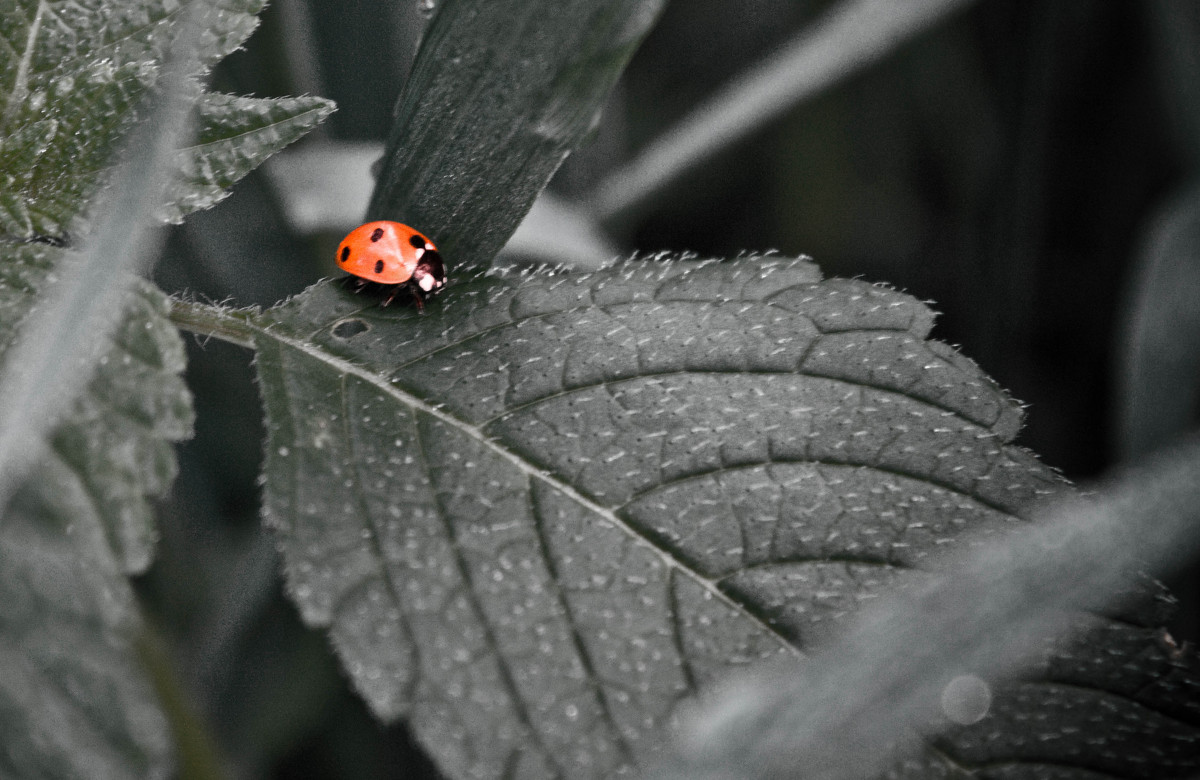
262,141,383,233
0,494,171,780
593,0,976,221
501,192,619,270
233,254,1200,778
0,254,191,777
1115,184,1200,457
40,276,194,574
367,0,665,268
267,143,616,270
652,437,1200,780
0,0,331,775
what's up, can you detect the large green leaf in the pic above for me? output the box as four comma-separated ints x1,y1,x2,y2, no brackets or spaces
244,256,1200,778
368,0,665,268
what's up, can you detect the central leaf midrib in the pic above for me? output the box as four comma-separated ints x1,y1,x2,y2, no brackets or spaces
252,324,801,656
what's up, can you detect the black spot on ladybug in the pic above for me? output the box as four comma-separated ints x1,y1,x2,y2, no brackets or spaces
374,259,385,274
340,246,351,263
332,318,370,339
370,227,385,242
409,234,426,248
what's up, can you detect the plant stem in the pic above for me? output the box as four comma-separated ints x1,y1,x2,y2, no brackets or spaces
592,0,976,222
168,298,259,350
136,621,229,780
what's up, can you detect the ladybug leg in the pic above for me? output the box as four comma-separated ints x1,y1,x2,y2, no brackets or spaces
341,276,370,294
381,286,399,307
396,279,425,313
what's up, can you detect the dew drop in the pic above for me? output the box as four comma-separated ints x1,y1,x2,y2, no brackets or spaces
940,674,991,725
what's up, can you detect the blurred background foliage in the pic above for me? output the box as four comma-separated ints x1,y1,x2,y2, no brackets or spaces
139,0,1200,776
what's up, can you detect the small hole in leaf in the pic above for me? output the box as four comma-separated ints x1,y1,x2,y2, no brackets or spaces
332,318,370,339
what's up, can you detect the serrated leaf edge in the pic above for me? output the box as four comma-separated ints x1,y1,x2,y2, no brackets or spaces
185,94,335,152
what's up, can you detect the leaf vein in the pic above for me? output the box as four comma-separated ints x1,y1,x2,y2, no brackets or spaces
254,329,800,657
527,478,639,767
410,408,566,777
474,368,995,432
619,457,1026,520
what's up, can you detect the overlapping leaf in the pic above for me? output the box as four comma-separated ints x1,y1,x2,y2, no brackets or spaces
368,0,665,267
0,1,332,775
165,91,335,222
253,256,1200,778
0,244,191,777
0,0,333,237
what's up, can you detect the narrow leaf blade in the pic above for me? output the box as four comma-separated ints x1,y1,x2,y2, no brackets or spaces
368,0,665,267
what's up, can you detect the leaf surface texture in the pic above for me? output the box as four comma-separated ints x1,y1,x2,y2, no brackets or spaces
254,257,1200,778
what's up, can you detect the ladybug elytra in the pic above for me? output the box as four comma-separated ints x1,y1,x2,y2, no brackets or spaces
336,221,446,309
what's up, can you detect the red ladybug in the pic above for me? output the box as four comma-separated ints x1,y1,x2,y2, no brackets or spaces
336,221,446,309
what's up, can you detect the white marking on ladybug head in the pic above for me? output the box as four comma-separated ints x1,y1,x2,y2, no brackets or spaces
414,247,425,258
418,275,437,292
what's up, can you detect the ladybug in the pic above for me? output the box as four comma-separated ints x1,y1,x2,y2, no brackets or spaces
336,221,446,309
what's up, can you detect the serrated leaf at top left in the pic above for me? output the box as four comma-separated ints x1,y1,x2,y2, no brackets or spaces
0,0,334,236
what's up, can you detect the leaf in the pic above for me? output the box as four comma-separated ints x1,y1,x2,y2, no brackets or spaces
368,0,665,268
0,0,333,237
0,493,171,780
653,440,1200,779
593,0,977,220
1114,183,1200,458
249,255,1200,778
0,0,330,564
0,245,192,777
164,92,335,223
0,1,330,774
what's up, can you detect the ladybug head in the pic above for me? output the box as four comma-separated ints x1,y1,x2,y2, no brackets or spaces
413,249,446,292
